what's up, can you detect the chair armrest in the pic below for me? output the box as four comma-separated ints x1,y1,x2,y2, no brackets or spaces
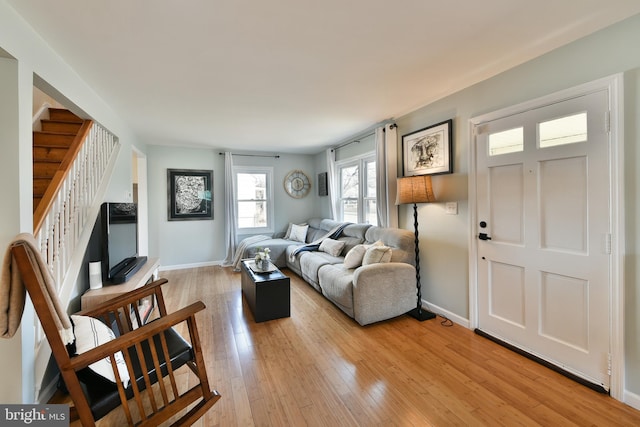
75,278,168,318
64,301,206,372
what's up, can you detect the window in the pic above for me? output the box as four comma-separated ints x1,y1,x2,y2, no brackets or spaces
235,166,274,233
539,112,588,148
489,127,524,156
337,155,377,225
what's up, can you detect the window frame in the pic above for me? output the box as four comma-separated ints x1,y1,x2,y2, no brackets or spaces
234,166,275,234
336,153,377,225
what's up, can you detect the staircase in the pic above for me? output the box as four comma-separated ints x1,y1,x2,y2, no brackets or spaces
28,106,120,402
32,108,86,213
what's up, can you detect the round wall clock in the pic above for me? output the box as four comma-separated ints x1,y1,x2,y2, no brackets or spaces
284,170,311,198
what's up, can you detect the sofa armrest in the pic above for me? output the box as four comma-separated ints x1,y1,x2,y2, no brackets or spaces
351,263,417,325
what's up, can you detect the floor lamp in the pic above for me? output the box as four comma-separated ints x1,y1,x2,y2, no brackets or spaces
397,175,437,321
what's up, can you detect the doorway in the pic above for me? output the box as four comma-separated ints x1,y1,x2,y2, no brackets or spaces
469,75,623,395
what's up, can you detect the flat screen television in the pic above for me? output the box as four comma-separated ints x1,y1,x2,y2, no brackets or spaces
99,202,147,284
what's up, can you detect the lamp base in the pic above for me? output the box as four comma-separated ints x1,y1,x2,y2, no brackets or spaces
407,307,436,321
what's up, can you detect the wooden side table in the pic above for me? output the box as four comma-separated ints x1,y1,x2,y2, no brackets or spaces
81,257,160,311
241,259,290,322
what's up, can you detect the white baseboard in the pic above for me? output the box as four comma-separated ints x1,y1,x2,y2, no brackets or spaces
624,389,640,411
422,300,470,329
159,260,223,271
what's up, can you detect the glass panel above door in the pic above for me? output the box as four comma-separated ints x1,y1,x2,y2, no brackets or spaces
488,127,524,156
539,112,587,148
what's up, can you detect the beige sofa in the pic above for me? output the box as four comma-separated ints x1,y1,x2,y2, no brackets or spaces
242,218,417,325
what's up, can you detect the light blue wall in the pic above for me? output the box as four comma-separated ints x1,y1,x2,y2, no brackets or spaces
146,146,224,267
311,12,640,398
390,13,640,395
146,146,320,267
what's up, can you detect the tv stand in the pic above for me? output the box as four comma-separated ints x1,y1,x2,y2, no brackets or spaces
110,256,148,284
82,257,160,311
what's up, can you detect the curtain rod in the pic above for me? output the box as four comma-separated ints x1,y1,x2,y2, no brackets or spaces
331,123,396,153
219,152,280,159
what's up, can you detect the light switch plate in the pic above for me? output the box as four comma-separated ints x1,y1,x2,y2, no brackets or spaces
445,202,458,215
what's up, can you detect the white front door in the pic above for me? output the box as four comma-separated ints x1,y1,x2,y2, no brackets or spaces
474,89,611,389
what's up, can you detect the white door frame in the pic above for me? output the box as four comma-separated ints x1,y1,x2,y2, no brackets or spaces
132,146,149,257
467,74,624,399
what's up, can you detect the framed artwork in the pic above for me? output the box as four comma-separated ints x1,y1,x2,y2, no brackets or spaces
318,172,328,196
402,119,453,176
167,169,213,220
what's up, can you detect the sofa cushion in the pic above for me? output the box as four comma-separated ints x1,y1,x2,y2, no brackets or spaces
318,264,355,318
319,238,346,256
300,251,343,290
308,218,346,242
365,226,415,265
362,245,392,265
289,224,309,243
245,238,302,268
338,223,371,253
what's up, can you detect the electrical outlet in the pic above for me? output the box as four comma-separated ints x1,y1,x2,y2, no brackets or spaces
445,202,458,215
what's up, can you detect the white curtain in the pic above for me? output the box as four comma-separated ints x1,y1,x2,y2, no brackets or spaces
326,148,338,220
222,152,238,266
375,124,398,228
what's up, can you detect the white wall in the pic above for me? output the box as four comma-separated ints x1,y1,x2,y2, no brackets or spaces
0,56,27,404
0,0,145,402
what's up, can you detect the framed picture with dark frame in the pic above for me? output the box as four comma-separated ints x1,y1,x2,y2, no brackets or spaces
167,169,213,221
402,119,453,176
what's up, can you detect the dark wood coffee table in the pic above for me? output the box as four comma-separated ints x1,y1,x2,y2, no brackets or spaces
240,260,290,322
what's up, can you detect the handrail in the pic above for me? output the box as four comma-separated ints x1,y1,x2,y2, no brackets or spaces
33,119,93,235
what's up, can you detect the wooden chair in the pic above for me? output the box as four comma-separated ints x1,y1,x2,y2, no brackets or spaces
11,242,220,426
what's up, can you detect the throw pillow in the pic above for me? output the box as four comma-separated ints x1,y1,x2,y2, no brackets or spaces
343,241,384,269
319,238,346,257
362,245,392,265
70,314,130,386
284,223,293,239
343,244,368,269
289,223,309,243
283,222,307,240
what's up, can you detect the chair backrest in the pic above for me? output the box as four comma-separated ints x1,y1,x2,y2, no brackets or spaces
11,242,220,426
10,243,96,422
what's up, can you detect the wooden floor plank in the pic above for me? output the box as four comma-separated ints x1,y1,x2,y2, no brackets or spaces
66,265,640,426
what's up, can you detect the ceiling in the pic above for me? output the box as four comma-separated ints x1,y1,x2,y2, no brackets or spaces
7,1,640,154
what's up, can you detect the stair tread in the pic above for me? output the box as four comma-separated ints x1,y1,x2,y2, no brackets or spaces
34,130,77,136
34,108,84,215
41,119,84,124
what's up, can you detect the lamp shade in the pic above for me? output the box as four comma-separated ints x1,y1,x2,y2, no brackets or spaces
396,175,436,205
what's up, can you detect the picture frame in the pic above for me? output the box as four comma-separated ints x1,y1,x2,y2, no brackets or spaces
318,172,328,196
167,169,213,220
402,119,453,176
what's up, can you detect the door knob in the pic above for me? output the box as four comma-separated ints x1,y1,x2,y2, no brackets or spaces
478,233,492,241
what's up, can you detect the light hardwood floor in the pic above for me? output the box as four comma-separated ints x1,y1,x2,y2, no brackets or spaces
85,265,640,426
